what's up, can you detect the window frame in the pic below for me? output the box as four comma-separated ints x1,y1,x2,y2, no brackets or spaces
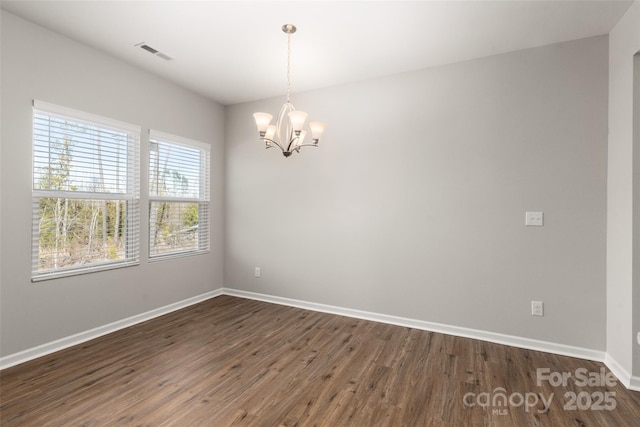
148,130,210,261
31,100,141,281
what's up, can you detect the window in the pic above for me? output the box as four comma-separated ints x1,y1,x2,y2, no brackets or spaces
148,130,210,259
32,101,140,281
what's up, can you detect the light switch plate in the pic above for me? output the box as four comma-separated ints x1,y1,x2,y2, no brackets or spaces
526,211,544,226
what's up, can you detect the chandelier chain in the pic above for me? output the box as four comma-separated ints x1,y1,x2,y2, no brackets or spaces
286,31,292,103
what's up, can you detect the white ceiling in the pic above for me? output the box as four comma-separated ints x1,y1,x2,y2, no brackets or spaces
1,0,633,105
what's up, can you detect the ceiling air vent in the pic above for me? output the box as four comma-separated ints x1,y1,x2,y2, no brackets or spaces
135,42,172,61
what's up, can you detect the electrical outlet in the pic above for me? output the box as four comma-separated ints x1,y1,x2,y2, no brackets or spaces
531,301,544,316
254,267,261,278
526,212,544,226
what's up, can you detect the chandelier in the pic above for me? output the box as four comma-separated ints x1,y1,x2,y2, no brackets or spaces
253,24,326,158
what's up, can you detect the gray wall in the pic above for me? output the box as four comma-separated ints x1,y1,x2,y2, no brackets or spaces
0,7,619,363
0,11,225,356
225,36,609,350
607,0,640,380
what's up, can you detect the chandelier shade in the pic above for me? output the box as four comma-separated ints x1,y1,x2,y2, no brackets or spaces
253,24,326,158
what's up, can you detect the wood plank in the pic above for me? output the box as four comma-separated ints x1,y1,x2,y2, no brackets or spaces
1,295,638,426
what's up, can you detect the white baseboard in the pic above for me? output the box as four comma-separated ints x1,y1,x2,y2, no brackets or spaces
222,288,606,363
3,286,637,394
604,353,631,388
0,288,223,370
604,353,640,392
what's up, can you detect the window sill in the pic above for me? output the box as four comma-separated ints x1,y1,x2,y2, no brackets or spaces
31,261,140,283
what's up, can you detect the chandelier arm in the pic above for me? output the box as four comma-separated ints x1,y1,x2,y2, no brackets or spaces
285,135,299,153
261,138,286,153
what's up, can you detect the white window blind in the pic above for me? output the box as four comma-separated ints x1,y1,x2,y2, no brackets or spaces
149,130,210,259
32,100,140,281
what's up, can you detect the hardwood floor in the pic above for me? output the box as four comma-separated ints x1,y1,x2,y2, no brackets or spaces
1,295,639,426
